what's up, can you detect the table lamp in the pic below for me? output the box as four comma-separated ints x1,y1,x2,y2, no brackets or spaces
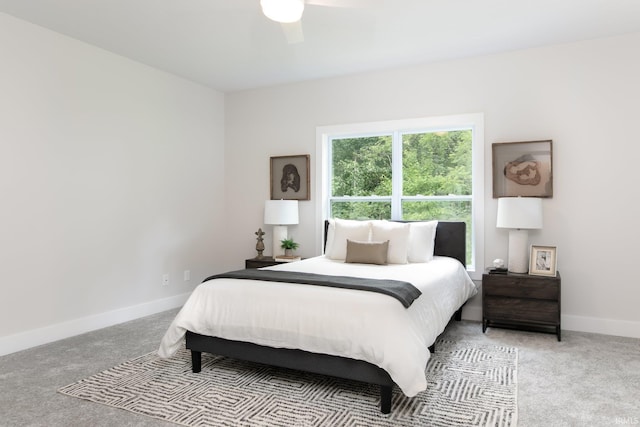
496,197,543,273
264,200,299,257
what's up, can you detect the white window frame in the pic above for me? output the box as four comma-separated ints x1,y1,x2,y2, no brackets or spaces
316,113,484,279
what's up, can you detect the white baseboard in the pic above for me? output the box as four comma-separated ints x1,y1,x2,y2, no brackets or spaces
3,296,637,357
457,310,640,341
0,293,190,357
562,314,640,339
462,305,640,339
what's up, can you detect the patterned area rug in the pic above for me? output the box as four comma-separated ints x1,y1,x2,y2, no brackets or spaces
58,340,517,426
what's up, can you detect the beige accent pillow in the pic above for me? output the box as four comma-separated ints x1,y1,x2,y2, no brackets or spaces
345,240,389,265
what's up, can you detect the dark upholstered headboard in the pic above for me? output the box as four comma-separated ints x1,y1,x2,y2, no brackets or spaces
323,220,466,267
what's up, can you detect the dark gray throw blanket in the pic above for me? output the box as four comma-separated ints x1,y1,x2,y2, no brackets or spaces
203,269,422,308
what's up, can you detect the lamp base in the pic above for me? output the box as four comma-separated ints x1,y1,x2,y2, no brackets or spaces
507,229,529,273
272,225,288,257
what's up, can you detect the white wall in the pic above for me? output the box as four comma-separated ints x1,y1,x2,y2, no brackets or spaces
0,13,226,354
1,10,637,355
225,32,640,338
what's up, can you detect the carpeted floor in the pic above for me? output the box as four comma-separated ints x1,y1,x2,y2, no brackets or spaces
58,340,517,427
1,309,639,426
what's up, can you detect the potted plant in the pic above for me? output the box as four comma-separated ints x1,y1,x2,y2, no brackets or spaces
280,238,299,257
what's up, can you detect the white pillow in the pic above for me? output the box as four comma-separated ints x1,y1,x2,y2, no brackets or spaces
408,220,439,263
371,221,410,264
325,219,372,260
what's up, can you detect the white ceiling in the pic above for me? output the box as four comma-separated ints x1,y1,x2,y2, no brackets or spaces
1,0,640,92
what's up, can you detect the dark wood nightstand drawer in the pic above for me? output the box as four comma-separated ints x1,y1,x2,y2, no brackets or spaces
483,277,559,300
245,257,304,269
245,258,281,269
485,297,559,324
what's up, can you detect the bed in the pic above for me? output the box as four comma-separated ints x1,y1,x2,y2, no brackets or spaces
158,219,476,413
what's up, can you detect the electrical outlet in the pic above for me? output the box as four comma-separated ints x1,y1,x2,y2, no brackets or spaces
162,274,169,286
184,270,191,282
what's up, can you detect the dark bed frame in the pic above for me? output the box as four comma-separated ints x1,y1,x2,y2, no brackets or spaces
186,220,467,414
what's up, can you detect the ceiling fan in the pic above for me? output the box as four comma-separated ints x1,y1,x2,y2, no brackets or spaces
260,0,305,23
259,0,365,44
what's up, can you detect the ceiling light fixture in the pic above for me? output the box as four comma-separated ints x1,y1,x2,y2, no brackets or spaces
260,0,305,23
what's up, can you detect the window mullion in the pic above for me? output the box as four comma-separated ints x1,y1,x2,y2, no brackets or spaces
391,131,403,220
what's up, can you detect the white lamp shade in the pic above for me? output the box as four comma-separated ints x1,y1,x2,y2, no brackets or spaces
496,197,543,229
260,0,304,23
264,200,299,225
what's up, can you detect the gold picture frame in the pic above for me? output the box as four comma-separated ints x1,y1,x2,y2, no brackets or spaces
492,140,553,198
529,245,557,277
270,154,310,200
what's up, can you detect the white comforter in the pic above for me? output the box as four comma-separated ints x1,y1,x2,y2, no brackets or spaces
158,256,476,397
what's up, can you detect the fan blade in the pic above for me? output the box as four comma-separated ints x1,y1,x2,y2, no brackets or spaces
281,21,305,44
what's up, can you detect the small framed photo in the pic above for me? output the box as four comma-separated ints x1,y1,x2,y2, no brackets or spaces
270,154,310,200
529,245,557,277
492,140,553,198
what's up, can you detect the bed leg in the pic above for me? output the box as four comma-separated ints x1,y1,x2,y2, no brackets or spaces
380,385,392,414
454,304,464,321
191,350,202,373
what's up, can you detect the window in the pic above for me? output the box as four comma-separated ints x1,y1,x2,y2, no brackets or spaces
316,114,484,277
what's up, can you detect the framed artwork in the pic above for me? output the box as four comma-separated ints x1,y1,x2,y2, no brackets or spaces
270,154,310,200
529,245,557,277
492,140,553,198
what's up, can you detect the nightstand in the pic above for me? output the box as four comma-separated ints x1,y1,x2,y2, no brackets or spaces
245,257,283,269
482,271,561,341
